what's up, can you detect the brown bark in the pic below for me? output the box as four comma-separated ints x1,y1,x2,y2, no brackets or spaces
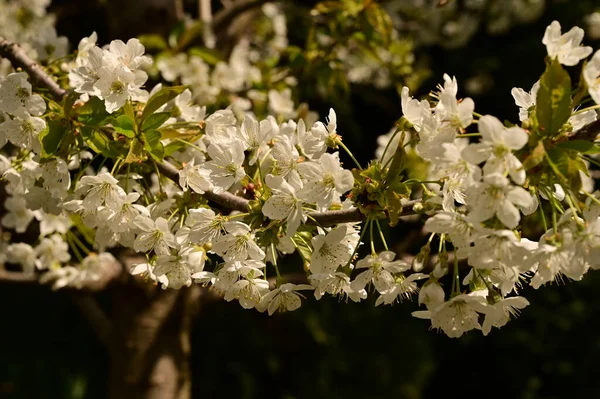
108,274,201,399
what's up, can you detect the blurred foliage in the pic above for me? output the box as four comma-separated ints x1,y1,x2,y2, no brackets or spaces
3,0,600,398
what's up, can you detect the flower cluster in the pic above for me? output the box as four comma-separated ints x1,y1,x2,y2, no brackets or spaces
69,34,151,113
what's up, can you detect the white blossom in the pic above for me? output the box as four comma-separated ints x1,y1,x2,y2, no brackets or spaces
542,20,592,66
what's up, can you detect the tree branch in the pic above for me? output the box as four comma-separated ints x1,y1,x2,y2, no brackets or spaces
0,269,38,284
0,258,123,292
0,36,67,98
570,118,600,141
213,0,271,34
71,294,113,349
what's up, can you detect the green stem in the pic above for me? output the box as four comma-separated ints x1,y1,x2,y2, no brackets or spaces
571,104,600,116
337,141,362,169
344,217,370,269
369,217,376,255
68,231,90,255
152,159,164,194
271,244,282,282
536,192,548,232
451,251,460,296
379,128,400,165
125,163,131,192
456,133,481,138
175,138,205,153
580,154,600,169
582,189,600,207
551,207,558,234
228,212,249,220
374,219,388,251
111,158,121,175
67,234,84,263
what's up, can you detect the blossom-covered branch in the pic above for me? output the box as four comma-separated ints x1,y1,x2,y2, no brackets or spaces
4,10,600,339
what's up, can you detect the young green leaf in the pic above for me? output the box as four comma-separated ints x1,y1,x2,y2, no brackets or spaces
142,112,171,132
77,97,110,126
40,118,69,157
141,86,186,121
111,115,136,137
80,127,124,158
536,59,572,136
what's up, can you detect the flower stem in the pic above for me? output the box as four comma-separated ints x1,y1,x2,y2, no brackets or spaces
175,138,205,153
379,128,400,166
344,217,370,269
451,250,460,296
374,219,388,251
337,141,362,169
572,104,600,116
369,217,376,255
536,192,548,232
271,244,282,282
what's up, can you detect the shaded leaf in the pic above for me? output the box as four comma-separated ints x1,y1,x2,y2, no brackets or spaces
80,127,123,158
555,139,600,154
522,140,546,170
77,97,110,126
536,59,572,136
40,118,69,157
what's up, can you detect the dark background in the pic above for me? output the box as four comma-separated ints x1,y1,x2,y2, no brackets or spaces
2,1,600,398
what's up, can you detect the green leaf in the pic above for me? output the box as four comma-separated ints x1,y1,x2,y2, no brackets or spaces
188,47,223,65
547,147,584,191
77,97,110,126
522,140,546,170
111,115,136,137
142,112,171,132
158,127,200,142
555,139,600,154
137,34,168,51
164,140,187,156
123,101,136,121
175,21,204,52
81,127,123,158
124,139,146,164
384,190,402,227
364,3,393,45
63,91,80,118
143,130,164,161
311,1,343,16
40,118,69,157
536,59,572,136
143,129,161,149
292,231,314,264
141,86,186,121
384,132,406,184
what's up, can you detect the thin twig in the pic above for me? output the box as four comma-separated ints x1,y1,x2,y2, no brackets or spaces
0,36,67,98
0,269,38,284
213,0,271,33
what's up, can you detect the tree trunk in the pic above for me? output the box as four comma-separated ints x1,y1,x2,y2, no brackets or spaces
108,278,201,399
